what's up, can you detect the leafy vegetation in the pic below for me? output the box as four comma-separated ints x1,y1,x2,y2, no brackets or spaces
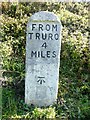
1,2,90,119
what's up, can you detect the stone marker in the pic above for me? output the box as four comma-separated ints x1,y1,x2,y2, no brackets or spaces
25,11,62,106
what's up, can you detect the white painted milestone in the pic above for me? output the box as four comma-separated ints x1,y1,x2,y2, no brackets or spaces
25,11,62,106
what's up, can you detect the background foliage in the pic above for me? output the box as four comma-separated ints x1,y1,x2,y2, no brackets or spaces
0,2,90,119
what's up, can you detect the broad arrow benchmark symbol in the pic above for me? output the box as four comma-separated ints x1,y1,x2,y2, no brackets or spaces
37,77,45,85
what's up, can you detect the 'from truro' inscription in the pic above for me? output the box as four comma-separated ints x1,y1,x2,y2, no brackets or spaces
25,11,62,106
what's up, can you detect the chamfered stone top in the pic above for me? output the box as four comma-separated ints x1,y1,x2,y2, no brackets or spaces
28,11,61,22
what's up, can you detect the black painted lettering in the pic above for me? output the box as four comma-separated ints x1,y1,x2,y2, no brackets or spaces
41,42,47,49
47,51,50,58
42,33,47,40
54,34,59,40
41,51,45,58
32,24,36,31
37,51,40,57
52,25,57,31
31,51,37,57
36,33,40,40
48,33,53,40
52,51,56,58
28,33,33,39
46,24,50,31
39,24,43,31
